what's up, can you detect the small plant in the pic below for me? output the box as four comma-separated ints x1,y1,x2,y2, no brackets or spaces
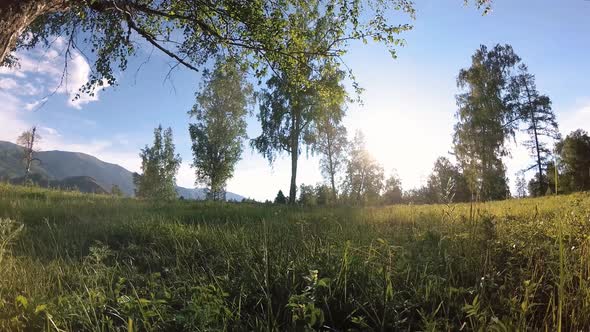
287,270,331,329
0,218,23,265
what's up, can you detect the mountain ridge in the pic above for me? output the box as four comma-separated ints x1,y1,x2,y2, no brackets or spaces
0,141,244,201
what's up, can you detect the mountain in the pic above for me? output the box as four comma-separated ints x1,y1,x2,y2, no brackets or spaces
9,174,109,195
0,141,245,200
175,186,244,201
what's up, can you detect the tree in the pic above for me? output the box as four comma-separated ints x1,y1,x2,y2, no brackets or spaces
110,184,124,197
426,157,471,203
16,126,41,183
189,58,251,201
403,187,431,205
509,64,560,196
453,44,521,201
298,184,317,206
252,54,347,204
556,129,590,192
0,0,427,97
315,184,334,206
382,171,403,205
315,115,348,201
342,131,384,205
515,171,527,198
134,125,181,200
274,190,287,205
527,173,551,197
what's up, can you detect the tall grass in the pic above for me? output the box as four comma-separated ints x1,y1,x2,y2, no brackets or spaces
0,183,589,330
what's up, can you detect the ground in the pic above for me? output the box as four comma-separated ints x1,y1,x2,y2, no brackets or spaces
0,183,589,331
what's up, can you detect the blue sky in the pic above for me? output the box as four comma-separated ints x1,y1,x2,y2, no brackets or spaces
1,0,589,200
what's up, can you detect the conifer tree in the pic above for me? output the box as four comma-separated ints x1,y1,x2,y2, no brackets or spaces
509,64,560,196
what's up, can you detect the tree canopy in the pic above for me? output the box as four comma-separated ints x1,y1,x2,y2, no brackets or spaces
508,64,560,196
453,44,521,201
0,0,420,96
134,125,181,200
342,131,384,204
556,129,590,193
189,57,251,201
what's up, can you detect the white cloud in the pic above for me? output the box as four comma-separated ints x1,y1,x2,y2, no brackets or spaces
176,163,195,188
0,91,31,142
23,98,47,111
0,78,18,90
560,99,590,135
0,37,107,110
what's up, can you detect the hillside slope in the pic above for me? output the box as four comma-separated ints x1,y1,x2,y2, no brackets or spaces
0,141,244,200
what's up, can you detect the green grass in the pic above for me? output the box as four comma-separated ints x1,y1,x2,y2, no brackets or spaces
1,183,590,331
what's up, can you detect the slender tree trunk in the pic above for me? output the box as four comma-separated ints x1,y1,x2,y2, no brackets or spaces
326,133,337,201
289,114,299,204
0,0,69,65
289,139,298,204
23,126,37,183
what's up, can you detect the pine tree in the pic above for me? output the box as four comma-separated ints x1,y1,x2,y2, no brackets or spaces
274,190,287,204
508,64,560,196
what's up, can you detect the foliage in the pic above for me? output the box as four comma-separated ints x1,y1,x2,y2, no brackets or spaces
274,190,287,204
110,184,124,197
342,131,384,204
189,58,251,201
298,184,317,206
382,171,403,205
252,55,347,203
453,44,521,201
314,95,348,199
134,125,181,200
527,173,553,197
315,184,336,206
1,182,589,330
556,129,590,192
403,186,432,205
508,64,560,196
426,157,471,203
2,0,420,98
515,171,527,198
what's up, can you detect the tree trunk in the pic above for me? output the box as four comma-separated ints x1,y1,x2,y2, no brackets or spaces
288,112,299,205
326,133,337,201
0,0,69,65
289,139,298,204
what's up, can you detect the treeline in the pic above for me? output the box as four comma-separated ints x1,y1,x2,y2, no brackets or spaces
279,127,590,206
275,155,469,206
269,44,590,205
129,44,589,204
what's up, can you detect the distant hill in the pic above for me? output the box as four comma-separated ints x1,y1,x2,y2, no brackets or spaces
0,141,244,200
9,174,109,195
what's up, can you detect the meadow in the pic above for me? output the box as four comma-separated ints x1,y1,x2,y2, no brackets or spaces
1,183,590,331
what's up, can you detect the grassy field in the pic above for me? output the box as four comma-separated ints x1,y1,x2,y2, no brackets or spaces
1,183,590,331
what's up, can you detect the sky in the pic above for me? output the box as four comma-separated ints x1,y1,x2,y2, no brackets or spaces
1,0,589,201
